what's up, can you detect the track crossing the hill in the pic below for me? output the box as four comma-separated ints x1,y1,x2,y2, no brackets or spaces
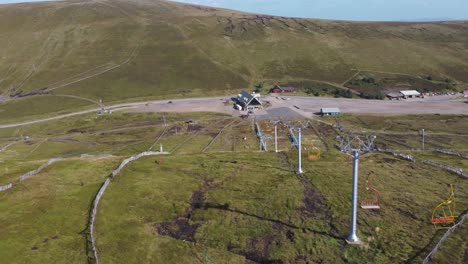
0,94,466,129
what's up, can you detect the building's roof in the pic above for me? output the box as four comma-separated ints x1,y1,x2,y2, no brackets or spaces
386,92,404,98
281,86,296,91
271,85,296,91
321,107,340,113
400,90,421,96
238,90,262,106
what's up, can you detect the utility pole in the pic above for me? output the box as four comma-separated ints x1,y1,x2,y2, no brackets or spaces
346,149,361,244
274,123,278,153
288,123,306,174
271,121,281,153
99,98,105,113
298,128,303,174
421,129,425,151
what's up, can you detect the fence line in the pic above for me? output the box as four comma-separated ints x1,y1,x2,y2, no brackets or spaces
422,160,468,178
18,158,63,181
377,149,468,178
433,148,468,159
423,213,468,263
0,157,63,193
376,148,416,162
88,178,110,264
87,151,169,264
80,154,114,159
0,183,13,192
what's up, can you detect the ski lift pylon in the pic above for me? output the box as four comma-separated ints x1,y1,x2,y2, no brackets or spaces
431,184,457,229
361,173,380,210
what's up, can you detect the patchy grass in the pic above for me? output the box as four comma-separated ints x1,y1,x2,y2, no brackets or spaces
333,114,468,152
96,152,342,263
0,159,45,186
344,72,460,99
431,224,468,264
336,114,468,135
94,148,468,263
0,158,119,263
0,96,94,125
412,152,468,171
0,111,467,263
0,111,234,160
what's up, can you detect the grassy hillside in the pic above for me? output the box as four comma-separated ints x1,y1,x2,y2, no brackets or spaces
0,0,468,112
95,151,468,263
0,111,467,263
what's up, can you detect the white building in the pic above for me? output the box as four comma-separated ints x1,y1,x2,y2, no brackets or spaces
400,90,421,99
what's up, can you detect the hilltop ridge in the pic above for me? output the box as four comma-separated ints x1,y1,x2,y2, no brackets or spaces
0,0,467,104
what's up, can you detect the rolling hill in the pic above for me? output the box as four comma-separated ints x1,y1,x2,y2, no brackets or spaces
1,2,468,263
0,0,468,108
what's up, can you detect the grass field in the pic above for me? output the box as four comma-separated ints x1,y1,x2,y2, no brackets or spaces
0,95,95,125
0,110,467,263
94,149,468,263
334,114,468,152
0,158,119,263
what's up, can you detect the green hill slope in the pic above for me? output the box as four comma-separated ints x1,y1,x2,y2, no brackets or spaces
1,112,467,263
0,0,467,104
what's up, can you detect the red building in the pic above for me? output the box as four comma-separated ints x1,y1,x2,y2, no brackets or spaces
269,85,297,94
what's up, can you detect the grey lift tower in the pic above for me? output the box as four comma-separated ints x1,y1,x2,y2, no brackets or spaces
337,134,376,244
289,121,309,174
271,120,282,153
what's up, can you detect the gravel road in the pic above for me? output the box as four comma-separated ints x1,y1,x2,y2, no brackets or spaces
0,95,465,128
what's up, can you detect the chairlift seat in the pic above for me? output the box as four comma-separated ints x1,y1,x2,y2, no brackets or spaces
431,216,455,224
361,174,381,210
431,184,456,228
361,201,380,209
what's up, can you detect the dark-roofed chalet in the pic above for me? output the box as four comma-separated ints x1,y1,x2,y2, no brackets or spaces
386,92,404,100
237,91,262,110
269,85,297,94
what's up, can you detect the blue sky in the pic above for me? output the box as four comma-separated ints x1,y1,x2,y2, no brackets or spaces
1,0,467,21
171,0,468,21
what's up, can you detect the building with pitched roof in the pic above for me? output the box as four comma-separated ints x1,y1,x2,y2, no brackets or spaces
237,90,262,110
269,85,297,94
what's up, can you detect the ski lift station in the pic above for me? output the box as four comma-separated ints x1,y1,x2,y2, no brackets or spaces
320,107,341,116
236,90,262,111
